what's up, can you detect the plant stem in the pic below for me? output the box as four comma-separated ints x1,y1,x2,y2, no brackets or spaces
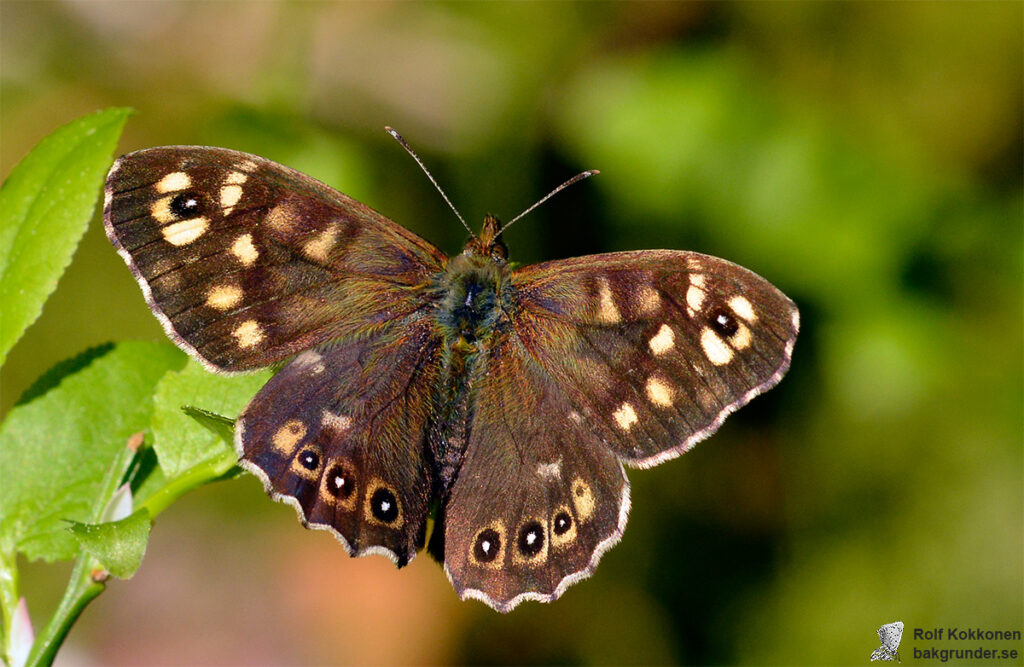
22,450,235,666
138,450,236,518
24,556,104,667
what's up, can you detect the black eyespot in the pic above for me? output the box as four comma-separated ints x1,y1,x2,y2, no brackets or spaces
370,487,399,524
325,464,354,499
473,528,502,563
169,192,202,218
553,511,573,536
517,520,545,557
709,307,739,338
298,449,320,471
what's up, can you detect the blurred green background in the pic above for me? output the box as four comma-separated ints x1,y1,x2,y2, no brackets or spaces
2,2,1021,665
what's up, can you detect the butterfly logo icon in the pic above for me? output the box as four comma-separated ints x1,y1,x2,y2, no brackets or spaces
870,621,904,662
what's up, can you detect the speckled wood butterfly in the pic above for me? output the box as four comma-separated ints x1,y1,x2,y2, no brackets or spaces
103,134,799,612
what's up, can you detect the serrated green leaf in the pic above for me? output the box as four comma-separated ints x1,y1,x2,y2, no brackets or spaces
67,508,151,579
151,360,270,479
182,406,236,445
0,342,185,562
0,107,132,366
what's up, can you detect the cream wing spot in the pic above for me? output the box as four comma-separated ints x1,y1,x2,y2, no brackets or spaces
637,284,661,315
728,295,758,323
161,217,209,246
571,478,596,522
225,170,248,185
613,402,638,431
303,224,339,262
206,285,242,310
648,323,675,355
272,419,307,454
686,273,706,316
265,202,296,232
151,196,175,224
231,233,259,266
646,376,675,407
536,460,562,479
294,350,325,374
730,322,753,350
220,184,243,215
700,327,734,365
320,410,351,432
596,277,621,324
155,171,191,193
233,319,264,349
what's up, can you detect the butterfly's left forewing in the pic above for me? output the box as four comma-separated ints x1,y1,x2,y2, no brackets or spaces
104,146,445,372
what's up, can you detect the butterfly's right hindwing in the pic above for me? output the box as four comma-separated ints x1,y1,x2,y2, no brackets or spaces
103,146,446,372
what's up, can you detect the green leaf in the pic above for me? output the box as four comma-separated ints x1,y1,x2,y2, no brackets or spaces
67,508,151,579
0,107,132,366
151,360,270,479
182,406,236,446
0,342,185,562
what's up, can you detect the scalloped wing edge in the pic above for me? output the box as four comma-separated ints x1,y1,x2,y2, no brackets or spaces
628,305,800,469
444,464,631,613
233,416,408,567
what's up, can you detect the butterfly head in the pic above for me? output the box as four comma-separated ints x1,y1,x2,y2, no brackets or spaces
464,214,508,263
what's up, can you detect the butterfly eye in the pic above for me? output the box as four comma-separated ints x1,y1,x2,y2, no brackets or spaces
516,520,545,557
169,191,204,218
489,241,508,262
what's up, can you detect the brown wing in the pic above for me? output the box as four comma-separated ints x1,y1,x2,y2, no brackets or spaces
510,250,799,467
236,313,441,567
104,146,446,372
442,331,629,611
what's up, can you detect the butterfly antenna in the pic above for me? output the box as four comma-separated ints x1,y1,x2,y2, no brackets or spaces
497,169,600,237
385,126,475,239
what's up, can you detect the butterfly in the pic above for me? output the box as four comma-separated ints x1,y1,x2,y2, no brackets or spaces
871,621,904,662
103,132,799,612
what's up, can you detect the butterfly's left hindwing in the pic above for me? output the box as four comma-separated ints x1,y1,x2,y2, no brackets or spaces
103,146,445,372
237,315,441,566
